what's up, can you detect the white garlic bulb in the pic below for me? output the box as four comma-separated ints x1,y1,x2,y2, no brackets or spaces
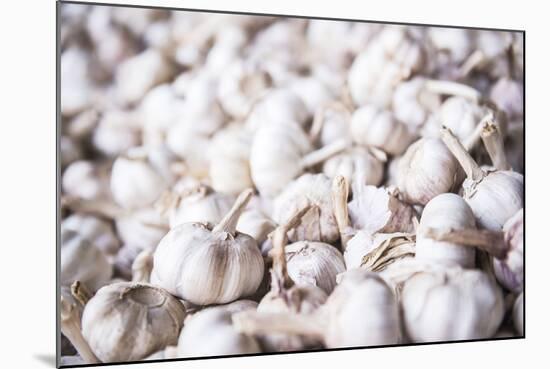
402,268,504,342
273,173,339,243
288,76,334,116
284,241,346,295
152,189,265,305
82,282,186,362
350,105,415,156
323,146,385,188
513,292,524,335
209,124,254,195
92,109,142,158
348,26,424,108
416,193,477,268
397,138,460,205
61,230,112,292
178,308,260,357
490,77,523,120
115,207,168,252
166,123,211,179
441,127,523,230
236,208,276,245
493,209,523,292
62,213,120,256
62,160,110,201
61,47,94,116
167,185,234,228
427,28,473,65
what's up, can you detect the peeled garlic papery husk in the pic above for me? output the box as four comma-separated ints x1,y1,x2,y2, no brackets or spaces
178,308,260,357
234,269,400,348
92,109,142,157
209,124,254,195
62,160,110,201
273,173,339,243
344,231,415,270
441,126,523,230
493,208,523,292
218,60,272,119
110,146,173,210
397,137,460,205
284,241,346,295
245,88,309,132
350,105,415,156
115,49,172,105
416,193,477,268
392,77,441,134
257,206,328,351
115,207,169,252
489,77,523,120
152,189,264,305
61,230,112,292
236,208,276,245
323,146,385,188
167,185,234,228
401,267,504,342
81,282,186,363
348,26,425,108
347,182,416,236
513,292,524,335
62,213,120,256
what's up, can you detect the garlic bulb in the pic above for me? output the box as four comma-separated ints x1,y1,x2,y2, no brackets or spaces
493,209,523,292
209,124,254,195
441,126,523,230
350,105,415,156
323,146,385,188
166,123,211,179
236,208,276,245
91,109,142,158
427,28,473,66
178,308,260,357
489,77,523,120
62,213,120,256
61,230,112,292
513,292,524,335
152,189,265,305
234,269,401,348
288,76,334,116
110,146,175,210
115,207,169,252
416,193,477,268
62,160,110,201
284,241,346,295
401,268,504,342
82,282,186,362
348,26,425,108
273,173,339,243
392,77,441,133
61,47,94,116
167,185,234,228
397,138,460,205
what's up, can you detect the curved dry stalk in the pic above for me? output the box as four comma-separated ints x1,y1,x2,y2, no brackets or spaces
441,126,485,183
132,249,154,283
70,280,91,307
232,311,325,339
481,119,511,171
360,234,416,272
60,297,100,364
212,188,253,234
422,227,507,260
299,139,349,169
424,79,482,102
331,176,353,249
61,196,125,219
458,50,486,77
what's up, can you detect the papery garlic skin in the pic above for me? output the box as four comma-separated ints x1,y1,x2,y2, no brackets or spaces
273,174,339,243
463,171,523,231
284,241,346,295
82,282,186,363
152,222,264,305
513,292,524,336
416,193,476,268
402,268,504,342
62,214,120,256
323,147,384,188
493,209,524,292
350,105,414,156
61,230,113,292
178,308,260,357
323,270,400,347
397,138,460,205
344,231,414,270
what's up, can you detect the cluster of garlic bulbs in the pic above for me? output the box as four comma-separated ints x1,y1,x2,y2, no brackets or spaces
60,3,524,364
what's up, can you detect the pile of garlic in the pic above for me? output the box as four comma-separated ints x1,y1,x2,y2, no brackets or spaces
59,3,524,365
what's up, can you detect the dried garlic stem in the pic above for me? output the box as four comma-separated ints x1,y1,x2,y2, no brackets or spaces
70,280,91,307
309,101,351,142
61,196,124,219
270,204,314,290
299,139,349,169
481,119,510,171
424,79,481,102
423,227,507,259
458,50,486,77
60,297,100,364
132,249,154,283
212,188,253,234
233,311,324,339
441,126,485,182
331,176,353,249
463,113,493,151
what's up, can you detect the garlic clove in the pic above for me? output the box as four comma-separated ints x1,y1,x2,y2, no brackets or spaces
62,213,121,256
